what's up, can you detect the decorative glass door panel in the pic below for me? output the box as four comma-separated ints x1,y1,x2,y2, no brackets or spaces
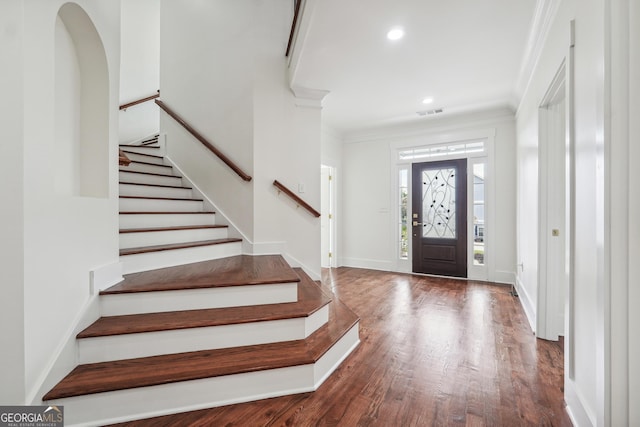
422,168,456,239
412,159,467,278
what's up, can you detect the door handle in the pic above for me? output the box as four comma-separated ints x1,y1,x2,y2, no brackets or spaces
412,221,424,226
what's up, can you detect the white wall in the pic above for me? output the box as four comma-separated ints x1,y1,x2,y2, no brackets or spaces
340,109,517,283
119,0,160,143
160,0,322,276
628,3,640,422
17,0,121,403
160,0,255,240
252,0,322,276
54,16,81,196
0,0,26,405
342,140,393,270
515,0,611,424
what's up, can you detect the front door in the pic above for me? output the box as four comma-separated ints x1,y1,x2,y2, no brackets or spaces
412,159,467,277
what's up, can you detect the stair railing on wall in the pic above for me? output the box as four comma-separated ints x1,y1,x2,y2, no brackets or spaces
155,99,253,182
119,90,160,111
273,180,320,217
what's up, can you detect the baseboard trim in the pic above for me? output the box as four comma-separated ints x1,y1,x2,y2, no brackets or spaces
29,296,101,405
90,262,123,295
565,379,596,427
494,269,516,285
340,257,394,272
515,275,536,334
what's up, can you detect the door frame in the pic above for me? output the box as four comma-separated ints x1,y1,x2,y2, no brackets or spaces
391,129,496,281
537,61,569,341
320,164,337,268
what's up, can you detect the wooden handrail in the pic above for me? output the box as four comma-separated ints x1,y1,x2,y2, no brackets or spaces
119,90,160,110
155,99,252,182
285,0,302,57
273,180,320,217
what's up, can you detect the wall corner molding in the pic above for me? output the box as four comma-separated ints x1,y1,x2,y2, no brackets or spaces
291,85,330,109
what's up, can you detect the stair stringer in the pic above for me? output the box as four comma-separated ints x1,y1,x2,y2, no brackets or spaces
164,156,320,280
43,322,360,427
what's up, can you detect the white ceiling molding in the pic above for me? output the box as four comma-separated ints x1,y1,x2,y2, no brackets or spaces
514,0,561,106
287,0,317,88
291,85,330,108
342,107,514,145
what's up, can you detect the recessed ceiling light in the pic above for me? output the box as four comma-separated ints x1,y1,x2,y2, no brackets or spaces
387,27,404,41
422,97,434,105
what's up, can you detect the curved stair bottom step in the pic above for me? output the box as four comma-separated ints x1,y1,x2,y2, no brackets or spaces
44,325,359,427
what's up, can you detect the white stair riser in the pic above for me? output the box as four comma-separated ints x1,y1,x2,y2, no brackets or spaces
119,227,229,249
118,146,161,156
119,213,216,230
45,326,360,427
120,162,174,175
313,323,360,386
120,240,242,274
100,282,298,316
119,198,203,212
47,365,312,427
119,171,182,187
119,184,193,199
120,152,165,165
78,308,329,364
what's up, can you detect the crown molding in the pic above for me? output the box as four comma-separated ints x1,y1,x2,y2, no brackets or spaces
514,0,561,107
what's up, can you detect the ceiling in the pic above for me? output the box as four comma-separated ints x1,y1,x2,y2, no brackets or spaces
292,0,538,133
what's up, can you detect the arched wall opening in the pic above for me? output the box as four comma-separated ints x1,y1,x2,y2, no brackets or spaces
55,2,109,198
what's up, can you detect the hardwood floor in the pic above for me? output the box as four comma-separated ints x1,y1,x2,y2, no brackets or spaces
111,267,571,427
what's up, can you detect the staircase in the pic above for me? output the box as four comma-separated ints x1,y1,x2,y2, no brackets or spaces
42,139,360,426
117,137,243,274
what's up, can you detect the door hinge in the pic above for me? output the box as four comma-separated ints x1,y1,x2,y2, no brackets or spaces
328,214,333,219
328,175,333,181
329,252,332,258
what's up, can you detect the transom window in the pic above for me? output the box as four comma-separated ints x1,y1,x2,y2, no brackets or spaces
398,140,485,161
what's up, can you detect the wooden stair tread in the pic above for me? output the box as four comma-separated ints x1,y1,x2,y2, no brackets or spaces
118,238,241,257
105,255,298,294
119,225,227,234
79,274,330,338
118,169,180,178
119,181,191,190
43,290,358,401
120,150,164,160
119,195,203,201
119,144,159,149
127,160,172,168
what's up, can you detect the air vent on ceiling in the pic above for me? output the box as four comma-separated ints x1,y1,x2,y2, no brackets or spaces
417,108,444,117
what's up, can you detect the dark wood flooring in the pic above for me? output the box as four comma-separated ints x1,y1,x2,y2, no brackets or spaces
111,267,571,427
